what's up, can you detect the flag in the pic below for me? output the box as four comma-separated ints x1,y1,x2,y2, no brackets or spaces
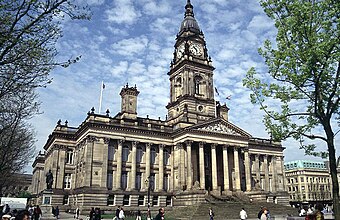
102,82,105,89
214,87,219,96
226,95,231,100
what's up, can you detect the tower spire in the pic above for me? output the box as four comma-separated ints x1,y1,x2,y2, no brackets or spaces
185,0,194,18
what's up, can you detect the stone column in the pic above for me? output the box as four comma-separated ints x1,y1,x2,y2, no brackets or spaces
129,141,138,191
233,147,241,191
272,156,278,192
84,136,96,187
223,145,230,192
264,155,269,191
211,144,218,191
255,154,260,184
178,143,185,189
280,156,287,191
158,144,164,191
115,139,123,190
145,143,151,182
244,150,251,192
186,141,193,190
170,145,174,191
101,138,110,188
199,142,205,189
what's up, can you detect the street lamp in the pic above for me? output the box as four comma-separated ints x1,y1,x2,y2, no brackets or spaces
145,176,152,219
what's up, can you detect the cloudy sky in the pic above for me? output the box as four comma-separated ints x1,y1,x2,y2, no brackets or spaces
28,0,338,172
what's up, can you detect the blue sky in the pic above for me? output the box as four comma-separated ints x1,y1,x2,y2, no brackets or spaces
28,0,338,172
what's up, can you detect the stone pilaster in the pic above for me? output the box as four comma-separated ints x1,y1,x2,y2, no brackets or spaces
186,141,193,190
233,147,241,191
158,144,164,191
145,143,151,186
272,156,278,192
255,154,260,183
199,142,205,190
170,145,174,191
244,150,251,192
264,155,269,191
85,136,96,187
128,141,138,191
101,138,110,188
115,139,123,190
211,144,218,191
223,145,230,192
178,143,185,189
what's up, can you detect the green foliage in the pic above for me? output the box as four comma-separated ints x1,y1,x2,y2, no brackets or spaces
0,0,91,194
243,0,340,217
17,191,32,198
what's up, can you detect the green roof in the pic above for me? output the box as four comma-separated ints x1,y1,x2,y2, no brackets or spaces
284,160,327,170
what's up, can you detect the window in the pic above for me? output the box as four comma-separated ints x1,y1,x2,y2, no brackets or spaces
136,172,142,190
122,146,129,162
149,173,155,191
107,194,114,206
164,149,170,165
121,172,128,190
166,196,172,206
164,174,169,191
63,195,69,205
63,173,71,189
123,195,130,206
301,177,304,182
107,172,113,189
152,196,159,206
150,147,156,164
108,144,115,160
138,195,144,206
137,147,143,163
66,149,73,164
194,76,202,94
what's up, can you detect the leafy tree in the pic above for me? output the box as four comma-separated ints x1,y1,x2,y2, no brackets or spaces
0,0,90,194
243,0,339,217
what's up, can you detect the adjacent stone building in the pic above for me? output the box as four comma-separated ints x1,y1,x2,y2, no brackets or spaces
284,160,332,206
31,1,289,211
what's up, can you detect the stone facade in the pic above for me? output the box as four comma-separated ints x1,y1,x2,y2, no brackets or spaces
284,160,332,206
31,1,289,212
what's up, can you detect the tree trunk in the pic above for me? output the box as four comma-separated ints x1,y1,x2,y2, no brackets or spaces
326,129,340,220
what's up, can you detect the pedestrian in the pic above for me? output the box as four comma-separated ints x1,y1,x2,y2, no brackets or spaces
136,209,141,220
209,207,214,220
14,210,30,220
33,206,41,220
154,208,164,220
260,209,268,220
146,209,151,220
2,205,10,215
118,208,125,220
89,207,95,220
114,206,120,220
94,208,101,220
75,207,79,219
257,206,264,219
55,206,59,219
240,207,247,220
314,203,325,220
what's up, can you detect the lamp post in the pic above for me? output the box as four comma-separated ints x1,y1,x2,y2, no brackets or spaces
145,176,152,219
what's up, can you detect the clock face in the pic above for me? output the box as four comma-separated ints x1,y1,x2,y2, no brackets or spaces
189,43,203,56
177,43,185,59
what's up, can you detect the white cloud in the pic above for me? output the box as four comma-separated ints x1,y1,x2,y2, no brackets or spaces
110,36,149,56
105,0,141,25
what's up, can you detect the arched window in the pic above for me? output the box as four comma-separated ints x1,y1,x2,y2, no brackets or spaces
122,146,130,162
150,147,156,164
137,146,143,163
194,75,202,94
164,149,170,165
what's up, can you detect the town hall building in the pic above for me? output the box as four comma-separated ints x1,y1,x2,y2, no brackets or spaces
31,0,289,211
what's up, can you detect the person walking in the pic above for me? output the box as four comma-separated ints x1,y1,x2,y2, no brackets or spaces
135,209,141,220
33,206,41,220
209,207,214,220
55,206,59,219
118,208,125,220
240,207,247,220
114,206,120,220
75,207,79,219
260,209,268,220
89,207,95,220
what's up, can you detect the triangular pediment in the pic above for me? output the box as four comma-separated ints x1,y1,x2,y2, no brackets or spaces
186,118,252,137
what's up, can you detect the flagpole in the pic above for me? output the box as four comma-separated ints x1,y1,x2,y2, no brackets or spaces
99,81,104,114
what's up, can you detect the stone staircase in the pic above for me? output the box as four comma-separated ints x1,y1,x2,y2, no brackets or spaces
166,198,297,220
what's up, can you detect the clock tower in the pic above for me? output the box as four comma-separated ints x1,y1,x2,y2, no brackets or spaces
167,0,216,128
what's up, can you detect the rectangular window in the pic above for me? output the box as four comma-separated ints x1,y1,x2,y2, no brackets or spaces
107,194,114,206
301,177,304,182
108,145,115,160
137,147,143,163
149,173,155,191
66,150,73,164
107,172,113,189
136,173,142,190
63,195,69,205
152,196,158,206
121,172,128,190
123,195,130,206
164,174,169,191
63,173,72,189
166,196,172,206
138,195,144,206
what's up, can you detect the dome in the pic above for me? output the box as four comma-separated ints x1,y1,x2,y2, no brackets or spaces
179,0,200,34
